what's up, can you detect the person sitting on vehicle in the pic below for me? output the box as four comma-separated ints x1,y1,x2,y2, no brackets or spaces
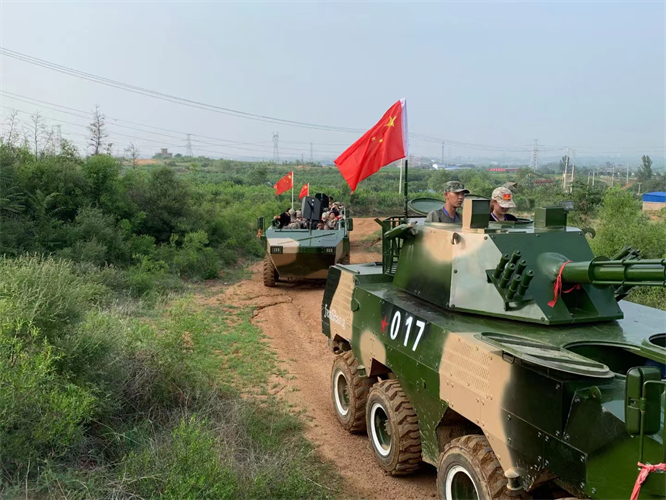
426,181,469,223
325,211,338,230
273,208,292,228
284,209,303,229
295,210,308,229
330,202,340,217
489,187,518,222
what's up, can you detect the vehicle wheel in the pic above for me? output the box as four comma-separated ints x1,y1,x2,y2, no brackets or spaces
437,435,513,500
340,252,350,265
331,351,374,432
366,379,421,475
263,255,278,287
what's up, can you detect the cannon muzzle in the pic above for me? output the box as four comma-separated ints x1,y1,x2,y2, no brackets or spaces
541,253,666,287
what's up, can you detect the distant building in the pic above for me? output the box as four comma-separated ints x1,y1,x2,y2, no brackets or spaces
642,192,666,212
153,148,173,159
488,168,519,172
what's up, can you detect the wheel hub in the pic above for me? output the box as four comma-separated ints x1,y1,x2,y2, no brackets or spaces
445,465,479,500
334,371,350,416
370,402,392,457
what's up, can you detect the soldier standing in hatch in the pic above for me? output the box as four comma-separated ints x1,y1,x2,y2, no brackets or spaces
489,186,518,222
426,181,470,223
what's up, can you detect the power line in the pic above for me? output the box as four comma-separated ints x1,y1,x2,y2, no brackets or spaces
0,97,346,157
0,47,363,133
0,48,579,154
2,53,663,157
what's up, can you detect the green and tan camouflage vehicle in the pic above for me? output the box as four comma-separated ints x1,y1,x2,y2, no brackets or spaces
322,198,666,500
258,196,352,287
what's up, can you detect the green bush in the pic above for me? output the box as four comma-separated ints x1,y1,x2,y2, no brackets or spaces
590,189,666,259
0,321,96,471
170,231,220,279
121,416,237,500
0,256,104,342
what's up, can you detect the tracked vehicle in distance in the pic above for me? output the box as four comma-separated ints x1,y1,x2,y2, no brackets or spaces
322,198,666,500
259,194,352,286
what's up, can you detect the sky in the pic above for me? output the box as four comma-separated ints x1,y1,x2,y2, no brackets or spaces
0,0,664,164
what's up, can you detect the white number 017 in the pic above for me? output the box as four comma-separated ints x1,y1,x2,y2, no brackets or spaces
389,311,426,352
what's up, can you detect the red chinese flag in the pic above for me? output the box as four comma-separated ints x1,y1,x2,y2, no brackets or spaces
299,183,309,199
273,171,293,195
335,99,408,192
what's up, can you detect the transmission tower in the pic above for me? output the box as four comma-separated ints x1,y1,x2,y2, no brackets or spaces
530,139,539,170
53,125,62,152
310,142,313,163
185,134,194,157
272,132,279,163
441,141,445,165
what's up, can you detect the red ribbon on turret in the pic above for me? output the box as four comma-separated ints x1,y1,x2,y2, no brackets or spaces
630,462,666,500
547,261,581,307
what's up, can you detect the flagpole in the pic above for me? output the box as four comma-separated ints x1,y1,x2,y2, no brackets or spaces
291,171,294,210
403,159,409,222
399,159,403,194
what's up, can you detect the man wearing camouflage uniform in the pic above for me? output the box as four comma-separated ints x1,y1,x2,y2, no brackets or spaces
426,181,470,223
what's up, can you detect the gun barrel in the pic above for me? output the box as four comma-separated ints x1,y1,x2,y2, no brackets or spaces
561,259,666,287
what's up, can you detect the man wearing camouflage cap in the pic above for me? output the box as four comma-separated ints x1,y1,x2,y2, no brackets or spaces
490,186,517,222
426,180,470,223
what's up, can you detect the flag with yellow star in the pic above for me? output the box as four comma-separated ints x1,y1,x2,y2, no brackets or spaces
273,171,293,195
334,99,407,192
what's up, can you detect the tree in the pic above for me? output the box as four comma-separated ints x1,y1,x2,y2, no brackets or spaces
2,109,21,146
248,165,268,186
26,111,47,156
558,155,568,173
124,143,140,169
88,105,108,155
637,155,653,182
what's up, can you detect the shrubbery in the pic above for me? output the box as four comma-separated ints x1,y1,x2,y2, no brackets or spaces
0,256,336,499
0,144,277,281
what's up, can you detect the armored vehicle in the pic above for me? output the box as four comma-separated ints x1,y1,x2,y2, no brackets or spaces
259,194,352,287
322,198,666,500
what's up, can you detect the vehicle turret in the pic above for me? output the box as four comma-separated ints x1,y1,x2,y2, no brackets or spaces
385,199,666,324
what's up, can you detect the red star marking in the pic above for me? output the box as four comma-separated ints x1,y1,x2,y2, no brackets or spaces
380,315,389,333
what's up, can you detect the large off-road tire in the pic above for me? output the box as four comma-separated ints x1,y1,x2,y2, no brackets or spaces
263,255,278,287
366,379,422,475
340,252,351,265
437,435,514,500
331,351,374,433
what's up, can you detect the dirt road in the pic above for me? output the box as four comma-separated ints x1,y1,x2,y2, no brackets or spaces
215,219,437,500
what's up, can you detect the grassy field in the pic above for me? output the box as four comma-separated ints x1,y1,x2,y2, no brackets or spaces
0,256,339,499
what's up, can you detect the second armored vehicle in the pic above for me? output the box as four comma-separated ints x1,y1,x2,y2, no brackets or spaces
322,198,665,499
259,194,352,286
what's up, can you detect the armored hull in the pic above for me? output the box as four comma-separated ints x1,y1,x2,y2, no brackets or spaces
262,226,350,280
322,206,665,500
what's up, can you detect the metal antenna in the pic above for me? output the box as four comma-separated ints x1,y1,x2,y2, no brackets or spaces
185,133,194,157
272,132,279,163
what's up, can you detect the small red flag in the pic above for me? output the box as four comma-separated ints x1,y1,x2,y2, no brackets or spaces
335,99,408,192
299,183,309,199
274,171,293,195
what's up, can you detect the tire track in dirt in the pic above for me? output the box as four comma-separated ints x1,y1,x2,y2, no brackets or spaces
207,218,437,500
